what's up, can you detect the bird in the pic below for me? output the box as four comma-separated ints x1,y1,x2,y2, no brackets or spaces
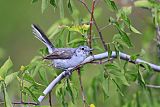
31,24,93,71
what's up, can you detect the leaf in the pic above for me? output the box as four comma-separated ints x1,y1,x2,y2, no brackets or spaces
50,0,56,7
66,24,90,35
38,68,48,85
59,0,64,18
112,79,124,96
130,25,142,34
119,30,133,48
122,6,132,15
3,83,13,107
134,0,153,8
66,79,75,104
23,73,35,85
107,44,112,59
23,87,38,102
137,65,146,88
113,34,129,48
67,38,85,45
0,57,13,79
102,78,109,99
106,63,129,86
31,0,38,3
5,72,18,86
68,0,73,13
41,0,48,13
104,0,118,11
140,63,153,72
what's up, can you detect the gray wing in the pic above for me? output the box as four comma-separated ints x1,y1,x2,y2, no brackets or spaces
43,48,76,59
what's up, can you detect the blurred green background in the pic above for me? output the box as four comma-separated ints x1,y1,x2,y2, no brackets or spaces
0,0,60,69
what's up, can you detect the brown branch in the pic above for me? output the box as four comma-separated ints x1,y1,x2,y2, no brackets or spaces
77,68,87,107
0,101,39,106
88,0,96,48
79,0,108,51
49,92,52,107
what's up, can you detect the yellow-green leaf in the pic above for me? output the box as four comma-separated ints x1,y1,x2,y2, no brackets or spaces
130,25,141,34
3,83,13,107
0,57,13,78
5,72,18,86
134,0,153,8
66,24,90,35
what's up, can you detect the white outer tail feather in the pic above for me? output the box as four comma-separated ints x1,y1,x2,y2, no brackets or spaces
31,24,54,53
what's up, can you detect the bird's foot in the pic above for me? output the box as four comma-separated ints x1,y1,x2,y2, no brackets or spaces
64,69,72,77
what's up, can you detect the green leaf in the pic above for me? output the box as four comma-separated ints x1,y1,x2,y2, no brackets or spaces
0,57,13,79
59,0,64,18
111,78,124,96
66,79,75,104
50,0,56,7
107,44,112,59
68,0,73,13
41,0,48,13
130,54,140,60
122,6,132,15
3,83,13,107
102,78,109,99
130,25,141,34
5,72,18,86
23,73,35,85
66,24,90,35
31,0,38,3
119,30,133,48
134,0,153,8
140,63,153,72
137,65,146,88
38,68,48,85
113,34,129,48
23,87,38,102
67,38,85,45
106,63,129,86
104,0,118,11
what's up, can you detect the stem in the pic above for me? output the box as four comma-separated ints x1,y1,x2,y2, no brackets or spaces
49,92,52,106
88,0,96,48
79,0,108,51
77,68,87,107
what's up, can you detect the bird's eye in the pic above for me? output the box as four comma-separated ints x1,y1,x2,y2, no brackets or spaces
81,47,84,50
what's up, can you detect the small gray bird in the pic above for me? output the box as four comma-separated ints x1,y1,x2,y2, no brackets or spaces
31,24,92,70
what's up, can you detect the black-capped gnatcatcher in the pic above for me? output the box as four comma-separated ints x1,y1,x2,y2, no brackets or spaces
31,24,93,71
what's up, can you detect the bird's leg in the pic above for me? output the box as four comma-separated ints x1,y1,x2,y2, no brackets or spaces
64,69,72,77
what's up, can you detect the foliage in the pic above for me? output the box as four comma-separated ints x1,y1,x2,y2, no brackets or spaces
1,0,160,107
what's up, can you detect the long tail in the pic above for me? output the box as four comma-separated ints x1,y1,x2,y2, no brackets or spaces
31,24,54,53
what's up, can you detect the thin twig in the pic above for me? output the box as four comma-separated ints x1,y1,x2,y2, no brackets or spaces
88,0,96,48
77,68,87,107
0,101,39,105
79,0,108,51
49,91,52,107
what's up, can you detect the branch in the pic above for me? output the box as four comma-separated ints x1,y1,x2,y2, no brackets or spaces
88,0,96,48
38,51,160,103
146,84,160,88
0,101,39,105
79,0,108,51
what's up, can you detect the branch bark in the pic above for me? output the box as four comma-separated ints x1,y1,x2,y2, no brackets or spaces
38,51,160,103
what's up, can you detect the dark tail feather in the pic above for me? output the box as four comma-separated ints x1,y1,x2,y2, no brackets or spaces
31,24,54,53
